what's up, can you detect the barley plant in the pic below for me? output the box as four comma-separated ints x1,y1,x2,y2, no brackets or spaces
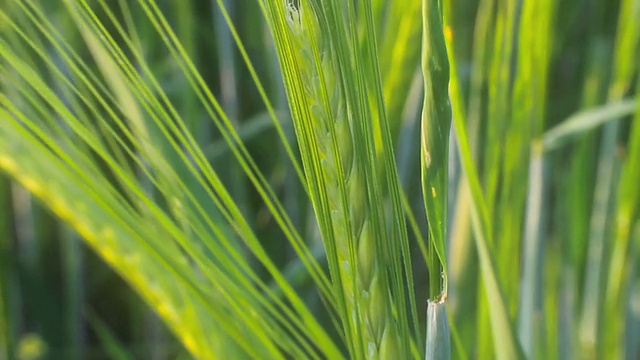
0,0,639,359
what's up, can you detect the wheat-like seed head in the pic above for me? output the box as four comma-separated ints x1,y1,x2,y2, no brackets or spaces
286,2,398,358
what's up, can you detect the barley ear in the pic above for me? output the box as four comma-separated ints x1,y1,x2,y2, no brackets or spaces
283,1,404,358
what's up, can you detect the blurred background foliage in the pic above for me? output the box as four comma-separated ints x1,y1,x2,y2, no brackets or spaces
0,0,638,359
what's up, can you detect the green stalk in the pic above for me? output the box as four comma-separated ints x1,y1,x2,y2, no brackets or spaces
425,299,450,359
421,0,451,357
420,0,450,302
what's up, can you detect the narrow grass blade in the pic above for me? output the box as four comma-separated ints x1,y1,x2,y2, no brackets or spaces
517,143,548,358
421,0,451,301
420,2,453,359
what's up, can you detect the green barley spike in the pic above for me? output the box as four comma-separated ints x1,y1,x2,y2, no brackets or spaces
420,0,451,301
285,2,400,358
